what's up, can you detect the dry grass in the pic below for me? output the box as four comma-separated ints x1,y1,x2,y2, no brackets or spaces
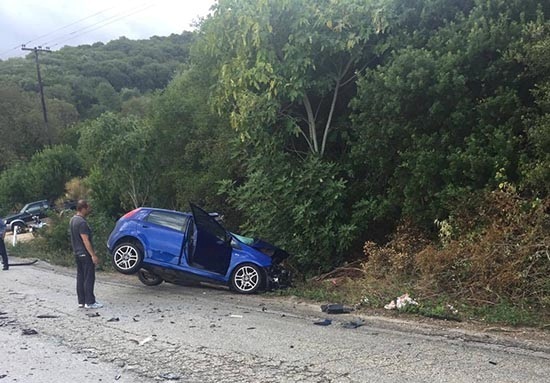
295,187,549,326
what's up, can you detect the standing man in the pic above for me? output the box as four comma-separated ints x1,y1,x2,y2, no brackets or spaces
0,218,8,270
69,200,103,309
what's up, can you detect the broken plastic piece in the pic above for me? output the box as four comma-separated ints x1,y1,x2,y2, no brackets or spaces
313,319,332,326
342,320,365,329
320,304,352,314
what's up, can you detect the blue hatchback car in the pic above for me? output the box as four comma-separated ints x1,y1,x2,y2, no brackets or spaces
107,203,290,294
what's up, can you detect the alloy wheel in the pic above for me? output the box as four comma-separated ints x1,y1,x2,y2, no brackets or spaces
233,265,260,292
113,245,140,271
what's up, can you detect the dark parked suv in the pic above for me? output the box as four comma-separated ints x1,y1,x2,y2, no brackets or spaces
4,200,50,233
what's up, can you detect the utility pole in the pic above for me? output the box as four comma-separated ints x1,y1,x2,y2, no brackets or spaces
21,45,52,146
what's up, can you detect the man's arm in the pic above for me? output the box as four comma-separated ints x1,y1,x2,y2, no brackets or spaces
80,233,99,265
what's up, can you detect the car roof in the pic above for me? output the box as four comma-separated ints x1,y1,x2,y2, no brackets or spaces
140,207,191,216
23,200,48,205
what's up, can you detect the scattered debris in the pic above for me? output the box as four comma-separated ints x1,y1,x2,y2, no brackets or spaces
489,361,498,365
321,304,352,314
384,293,418,310
86,312,101,318
115,374,121,381
247,327,256,330
37,314,59,319
446,304,459,315
229,314,243,318
107,317,120,322
22,328,38,335
313,319,332,326
342,320,365,329
139,336,153,346
158,372,181,380
0,374,7,379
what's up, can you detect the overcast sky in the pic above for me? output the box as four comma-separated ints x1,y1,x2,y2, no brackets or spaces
0,0,217,60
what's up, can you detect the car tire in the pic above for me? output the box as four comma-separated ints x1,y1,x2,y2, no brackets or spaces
137,269,163,286
12,222,25,234
230,263,264,294
112,242,144,274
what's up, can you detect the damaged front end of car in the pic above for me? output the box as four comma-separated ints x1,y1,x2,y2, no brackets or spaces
230,233,292,291
248,239,292,291
266,263,292,291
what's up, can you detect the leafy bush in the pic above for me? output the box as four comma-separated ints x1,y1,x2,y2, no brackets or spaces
221,153,356,274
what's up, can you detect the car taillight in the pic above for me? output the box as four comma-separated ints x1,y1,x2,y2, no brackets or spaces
122,208,141,220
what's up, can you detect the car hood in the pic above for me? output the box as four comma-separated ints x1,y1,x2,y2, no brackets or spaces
4,212,23,221
232,234,290,264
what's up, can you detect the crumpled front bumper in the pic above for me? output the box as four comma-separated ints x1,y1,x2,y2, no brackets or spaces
265,264,292,290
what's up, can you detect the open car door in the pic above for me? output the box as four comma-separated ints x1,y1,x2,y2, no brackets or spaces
189,203,232,275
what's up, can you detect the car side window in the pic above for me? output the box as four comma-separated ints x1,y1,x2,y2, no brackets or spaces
26,203,41,214
146,211,188,231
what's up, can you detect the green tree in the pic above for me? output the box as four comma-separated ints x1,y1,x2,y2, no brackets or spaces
191,0,382,271
148,66,235,212
199,0,379,157
77,113,156,216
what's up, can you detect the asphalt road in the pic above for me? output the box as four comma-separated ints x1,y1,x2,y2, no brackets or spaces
0,258,549,382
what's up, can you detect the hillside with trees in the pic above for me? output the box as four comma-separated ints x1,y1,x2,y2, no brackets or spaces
0,33,194,170
1,0,548,325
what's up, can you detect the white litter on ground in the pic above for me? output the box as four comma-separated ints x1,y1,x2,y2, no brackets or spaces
384,293,419,310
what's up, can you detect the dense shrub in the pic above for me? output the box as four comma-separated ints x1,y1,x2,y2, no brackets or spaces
221,153,356,274
362,187,550,310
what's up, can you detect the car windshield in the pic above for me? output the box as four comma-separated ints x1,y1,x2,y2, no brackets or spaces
231,233,256,246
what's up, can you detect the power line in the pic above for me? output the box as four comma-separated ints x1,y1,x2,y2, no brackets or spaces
0,1,155,59
46,2,156,49
0,5,120,59
0,44,23,58
23,6,120,48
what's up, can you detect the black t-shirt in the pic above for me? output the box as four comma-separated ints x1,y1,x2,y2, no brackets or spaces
69,215,92,256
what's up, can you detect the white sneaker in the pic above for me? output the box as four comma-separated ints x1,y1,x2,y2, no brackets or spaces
84,302,103,309
78,304,84,308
